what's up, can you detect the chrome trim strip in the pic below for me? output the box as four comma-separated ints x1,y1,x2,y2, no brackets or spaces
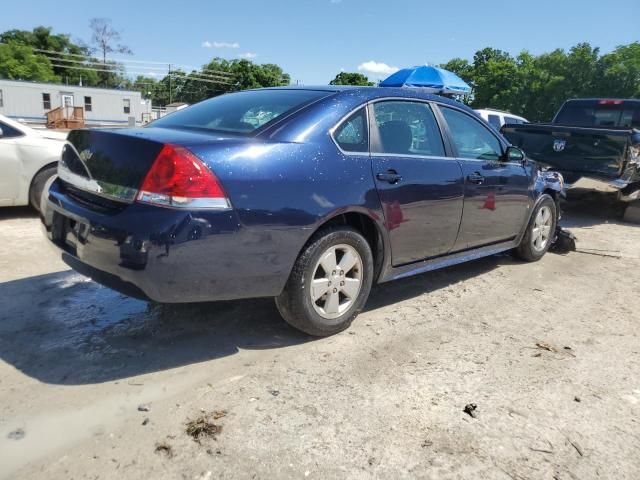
369,152,455,161
136,191,232,210
57,163,138,203
328,96,511,162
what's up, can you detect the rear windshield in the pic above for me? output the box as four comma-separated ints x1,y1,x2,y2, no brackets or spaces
555,101,640,128
152,89,332,134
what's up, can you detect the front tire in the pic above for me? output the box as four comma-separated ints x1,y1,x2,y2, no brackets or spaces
514,194,557,262
276,227,374,337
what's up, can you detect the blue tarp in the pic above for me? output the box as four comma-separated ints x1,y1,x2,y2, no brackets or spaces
380,66,471,95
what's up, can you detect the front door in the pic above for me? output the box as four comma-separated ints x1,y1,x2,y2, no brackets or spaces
370,100,464,266
437,106,531,250
61,94,74,108
0,120,24,204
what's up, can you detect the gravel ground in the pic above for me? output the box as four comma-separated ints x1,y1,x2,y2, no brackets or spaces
0,190,638,480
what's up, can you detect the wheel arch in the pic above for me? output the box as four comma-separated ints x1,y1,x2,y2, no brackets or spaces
28,161,58,194
300,209,387,284
27,161,58,210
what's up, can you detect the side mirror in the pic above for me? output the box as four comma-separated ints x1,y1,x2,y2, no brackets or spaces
505,146,525,164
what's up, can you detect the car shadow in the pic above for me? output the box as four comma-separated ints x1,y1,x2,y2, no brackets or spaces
0,206,38,220
0,253,511,385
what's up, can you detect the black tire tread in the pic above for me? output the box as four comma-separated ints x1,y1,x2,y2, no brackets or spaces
514,194,557,262
275,226,373,337
29,165,57,212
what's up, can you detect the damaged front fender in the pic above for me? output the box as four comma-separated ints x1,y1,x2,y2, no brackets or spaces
537,168,566,199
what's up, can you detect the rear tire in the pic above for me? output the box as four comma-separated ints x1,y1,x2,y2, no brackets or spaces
275,226,374,337
29,165,57,212
514,194,557,262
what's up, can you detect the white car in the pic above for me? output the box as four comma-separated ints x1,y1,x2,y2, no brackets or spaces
475,109,528,129
0,114,65,211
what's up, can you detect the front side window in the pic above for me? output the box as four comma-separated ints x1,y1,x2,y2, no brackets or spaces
123,99,131,114
487,114,501,128
333,108,368,152
152,89,333,135
84,96,92,112
42,93,51,110
504,116,522,125
371,101,445,157
0,121,24,138
440,107,502,161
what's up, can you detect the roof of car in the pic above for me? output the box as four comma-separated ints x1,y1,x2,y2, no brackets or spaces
259,85,473,110
475,108,526,117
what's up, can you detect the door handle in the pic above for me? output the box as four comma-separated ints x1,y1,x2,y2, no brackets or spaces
467,172,485,184
376,170,402,184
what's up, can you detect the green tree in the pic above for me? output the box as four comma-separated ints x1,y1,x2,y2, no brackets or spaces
597,42,640,98
329,72,374,86
470,48,520,112
0,43,59,82
439,58,474,83
0,26,99,85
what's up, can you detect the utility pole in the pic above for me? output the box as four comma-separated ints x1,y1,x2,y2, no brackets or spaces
168,63,172,104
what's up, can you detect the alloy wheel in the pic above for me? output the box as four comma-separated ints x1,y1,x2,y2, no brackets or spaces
532,205,553,252
310,244,363,321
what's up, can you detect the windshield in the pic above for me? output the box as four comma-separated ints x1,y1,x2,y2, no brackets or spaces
152,89,333,134
555,101,640,128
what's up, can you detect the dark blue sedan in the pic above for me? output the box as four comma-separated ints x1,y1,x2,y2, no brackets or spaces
42,86,563,336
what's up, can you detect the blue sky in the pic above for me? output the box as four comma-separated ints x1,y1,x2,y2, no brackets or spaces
2,0,639,84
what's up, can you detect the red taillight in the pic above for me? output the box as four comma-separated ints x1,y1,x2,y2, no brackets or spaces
137,144,230,209
598,99,623,105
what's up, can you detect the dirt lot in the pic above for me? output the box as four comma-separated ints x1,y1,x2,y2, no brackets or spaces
0,191,639,480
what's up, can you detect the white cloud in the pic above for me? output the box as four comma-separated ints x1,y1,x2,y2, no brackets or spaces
201,41,240,49
238,52,257,59
357,61,399,76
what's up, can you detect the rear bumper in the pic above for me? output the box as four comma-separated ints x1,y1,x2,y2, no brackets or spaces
42,179,292,303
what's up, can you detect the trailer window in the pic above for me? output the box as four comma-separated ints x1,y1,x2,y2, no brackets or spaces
42,93,51,110
84,96,92,112
123,99,131,114
0,89,3,108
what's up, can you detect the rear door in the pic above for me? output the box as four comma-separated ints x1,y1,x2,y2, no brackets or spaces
437,105,530,250
369,100,464,266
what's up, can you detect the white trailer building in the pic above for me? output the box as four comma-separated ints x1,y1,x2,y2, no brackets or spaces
0,79,152,127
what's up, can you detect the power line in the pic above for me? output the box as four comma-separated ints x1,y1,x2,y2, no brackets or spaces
22,45,234,77
45,55,233,82
48,63,232,85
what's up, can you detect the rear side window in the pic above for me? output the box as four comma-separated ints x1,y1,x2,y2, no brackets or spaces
0,121,24,138
556,102,640,128
371,101,445,157
152,89,332,135
440,107,502,161
504,116,522,125
333,108,368,153
487,114,501,128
